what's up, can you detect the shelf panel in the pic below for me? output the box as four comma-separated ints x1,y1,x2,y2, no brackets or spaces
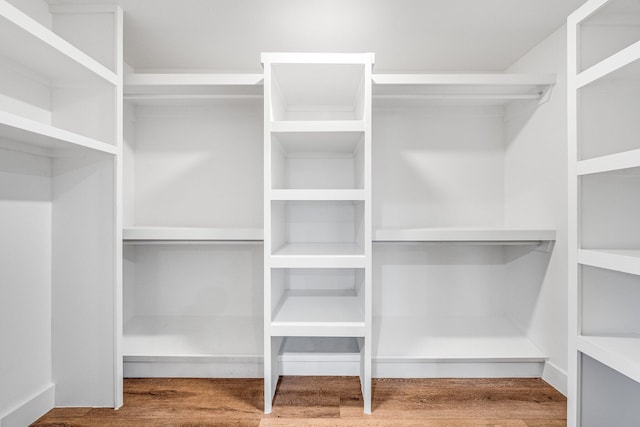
577,148,640,175
271,292,365,337
373,73,555,104
0,110,117,156
0,1,116,85
579,249,640,276
577,39,640,88
578,335,640,384
374,227,555,244
123,227,263,242
270,120,365,133
270,189,366,201
124,73,264,98
374,316,547,362
124,315,263,359
271,243,366,268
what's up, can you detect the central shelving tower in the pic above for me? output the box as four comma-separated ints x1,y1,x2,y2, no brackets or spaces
262,52,374,413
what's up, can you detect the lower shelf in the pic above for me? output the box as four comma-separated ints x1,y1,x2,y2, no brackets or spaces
577,335,640,384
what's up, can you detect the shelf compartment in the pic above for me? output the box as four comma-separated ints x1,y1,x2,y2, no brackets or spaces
271,189,366,201
374,316,546,362
0,1,116,85
271,131,365,190
123,227,263,242
578,336,640,384
372,73,555,105
578,60,640,160
124,73,264,99
575,0,640,75
278,337,361,376
374,227,555,245
271,291,365,337
271,200,365,255
270,120,365,133
124,315,262,358
579,250,640,276
0,110,117,156
264,54,373,121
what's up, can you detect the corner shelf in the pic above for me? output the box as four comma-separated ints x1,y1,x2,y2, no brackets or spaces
123,227,263,243
374,227,555,246
0,0,116,85
0,110,117,157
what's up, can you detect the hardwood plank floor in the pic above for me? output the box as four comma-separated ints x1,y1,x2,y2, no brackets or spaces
32,377,566,426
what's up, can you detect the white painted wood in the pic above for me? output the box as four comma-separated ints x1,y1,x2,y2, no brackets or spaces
0,0,116,85
578,148,640,175
123,226,263,241
271,189,366,201
577,39,640,88
374,316,546,362
579,249,640,276
374,361,544,379
0,383,55,427
125,73,263,97
0,110,117,156
578,336,640,384
374,227,555,243
270,120,365,133
124,358,263,379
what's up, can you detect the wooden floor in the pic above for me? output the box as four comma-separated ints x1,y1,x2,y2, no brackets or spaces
33,377,566,426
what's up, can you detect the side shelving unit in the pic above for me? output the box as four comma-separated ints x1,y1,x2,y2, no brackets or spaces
370,73,556,378
0,1,123,423
122,72,264,378
262,52,374,414
568,1,640,425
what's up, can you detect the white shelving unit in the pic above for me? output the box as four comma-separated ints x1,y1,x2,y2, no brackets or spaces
0,2,123,424
122,72,264,379
568,1,640,425
263,52,374,414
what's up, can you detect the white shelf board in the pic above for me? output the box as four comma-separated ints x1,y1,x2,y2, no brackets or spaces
374,316,547,362
0,1,116,85
270,120,365,133
271,291,365,337
372,74,555,104
261,52,374,65
374,227,555,243
577,39,640,89
270,189,365,201
123,315,263,359
0,110,117,156
271,243,366,268
272,131,364,154
578,249,640,276
578,149,640,175
577,335,640,384
124,73,263,98
123,227,263,242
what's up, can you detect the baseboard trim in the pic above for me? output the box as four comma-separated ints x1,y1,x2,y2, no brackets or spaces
543,360,567,396
0,383,55,427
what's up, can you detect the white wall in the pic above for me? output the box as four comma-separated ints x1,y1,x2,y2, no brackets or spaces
0,148,54,426
504,25,568,394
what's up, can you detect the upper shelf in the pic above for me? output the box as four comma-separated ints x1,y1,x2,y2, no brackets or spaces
0,0,116,86
578,249,640,276
577,39,640,89
374,227,556,245
578,335,640,384
0,110,117,157
372,74,555,106
123,227,264,243
124,73,264,102
578,148,640,175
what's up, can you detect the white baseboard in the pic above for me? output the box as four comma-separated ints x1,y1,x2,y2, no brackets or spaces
124,356,263,378
542,360,567,396
1,383,55,427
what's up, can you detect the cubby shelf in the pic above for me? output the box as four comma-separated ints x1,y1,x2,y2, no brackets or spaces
123,227,263,242
0,0,116,85
271,243,366,268
372,73,555,104
271,291,365,337
0,110,117,156
576,39,640,88
270,189,366,201
374,316,547,362
374,227,555,244
577,335,640,384
270,120,365,133
578,249,640,276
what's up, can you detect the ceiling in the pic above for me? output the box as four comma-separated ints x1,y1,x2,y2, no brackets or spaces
109,0,587,72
